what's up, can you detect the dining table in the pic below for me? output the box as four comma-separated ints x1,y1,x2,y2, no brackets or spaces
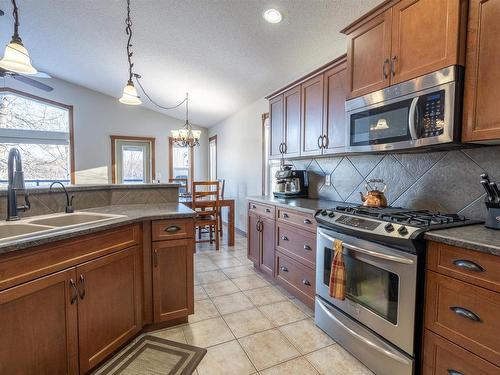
179,195,235,246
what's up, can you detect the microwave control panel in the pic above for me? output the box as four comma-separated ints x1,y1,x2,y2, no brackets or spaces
420,90,445,138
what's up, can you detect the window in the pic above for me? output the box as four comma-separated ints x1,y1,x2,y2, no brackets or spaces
209,135,217,180
0,88,74,186
111,136,155,184
262,113,280,195
169,137,193,191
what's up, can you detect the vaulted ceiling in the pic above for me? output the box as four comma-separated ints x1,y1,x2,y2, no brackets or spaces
0,0,382,127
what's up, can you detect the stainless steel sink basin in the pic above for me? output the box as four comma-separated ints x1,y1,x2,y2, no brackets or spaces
28,212,124,227
0,223,53,240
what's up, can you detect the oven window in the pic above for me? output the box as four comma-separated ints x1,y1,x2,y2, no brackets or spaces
350,98,413,146
324,247,399,324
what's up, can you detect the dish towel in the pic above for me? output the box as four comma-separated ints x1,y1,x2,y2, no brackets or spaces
329,239,346,300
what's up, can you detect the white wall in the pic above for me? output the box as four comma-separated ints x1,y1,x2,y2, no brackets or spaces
3,77,208,184
209,98,268,232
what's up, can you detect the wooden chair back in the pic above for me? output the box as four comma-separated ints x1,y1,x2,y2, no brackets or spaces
192,181,220,216
169,178,188,194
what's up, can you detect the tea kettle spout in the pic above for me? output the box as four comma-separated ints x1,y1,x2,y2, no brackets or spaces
359,191,366,202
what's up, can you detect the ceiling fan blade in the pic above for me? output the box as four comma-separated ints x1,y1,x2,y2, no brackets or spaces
26,71,52,79
12,74,54,92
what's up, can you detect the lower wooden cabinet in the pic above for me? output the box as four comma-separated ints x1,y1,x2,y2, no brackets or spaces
0,268,79,375
77,246,142,374
247,211,274,277
248,212,260,265
275,251,315,308
152,238,194,322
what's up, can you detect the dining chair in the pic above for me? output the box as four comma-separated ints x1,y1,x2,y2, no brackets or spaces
169,177,188,194
218,179,225,238
192,181,220,250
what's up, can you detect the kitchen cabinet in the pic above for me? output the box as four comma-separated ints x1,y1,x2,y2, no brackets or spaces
77,246,142,374
301,74,324,156
152,238,194,322
247,206,274,277
0,268,79,375
269,94,284,158
248,212,260,265
343,0,467,99
283,86,301,157
462,0,500,142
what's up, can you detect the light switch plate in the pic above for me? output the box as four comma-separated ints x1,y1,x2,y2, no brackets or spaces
325,175,331,186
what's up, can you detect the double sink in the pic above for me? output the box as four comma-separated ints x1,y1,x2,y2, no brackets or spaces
0,212,126,242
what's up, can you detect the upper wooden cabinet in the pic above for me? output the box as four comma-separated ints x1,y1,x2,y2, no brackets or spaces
343,0,467,99
283,87,301,157
269,94,284,158
301,75,324,156
462,0,500,142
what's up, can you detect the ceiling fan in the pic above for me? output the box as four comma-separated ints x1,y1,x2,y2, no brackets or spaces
0,67,54,92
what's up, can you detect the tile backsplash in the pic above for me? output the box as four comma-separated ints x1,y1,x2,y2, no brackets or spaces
289,145,500,220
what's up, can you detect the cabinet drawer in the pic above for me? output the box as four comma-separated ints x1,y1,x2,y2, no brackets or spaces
275,251,315,307
152,219,194,241
427,241,500,293
425,271,500,365
276,223,316,269
423,330,500,375
248,201,275,219
277,208,316,232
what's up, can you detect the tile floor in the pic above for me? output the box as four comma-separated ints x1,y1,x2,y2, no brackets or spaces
151,227,374,374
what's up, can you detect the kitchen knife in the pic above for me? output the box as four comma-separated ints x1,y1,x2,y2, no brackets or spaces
480,179,495,202
489,181,500,202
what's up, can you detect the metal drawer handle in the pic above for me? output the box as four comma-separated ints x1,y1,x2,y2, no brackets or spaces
281,235,289,241
283,213,289,218
303,219,312,224
280,266,288,272
317,135,322,149
164,225,181,233
69,279,78,305
304,245,312,251
447,370,464,375
450,306,482,322
153,249,159,267
383,58,389,79
251,204,256,209
452,259,485,272
302,279,311,286
265,208,271,213
78,275,86,300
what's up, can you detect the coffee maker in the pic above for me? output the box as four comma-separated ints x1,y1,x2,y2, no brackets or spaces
273,165,309,199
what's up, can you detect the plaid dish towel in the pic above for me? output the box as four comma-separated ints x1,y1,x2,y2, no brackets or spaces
329,239,346,300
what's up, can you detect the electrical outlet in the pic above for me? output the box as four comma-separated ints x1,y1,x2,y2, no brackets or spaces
325,175,331,186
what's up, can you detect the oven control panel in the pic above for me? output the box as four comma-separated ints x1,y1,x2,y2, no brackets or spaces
336,215,381,231
419,90,445,138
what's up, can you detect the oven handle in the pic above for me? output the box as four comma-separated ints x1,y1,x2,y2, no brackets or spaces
318,229,414,265
408,97,419,140
316,298,412,365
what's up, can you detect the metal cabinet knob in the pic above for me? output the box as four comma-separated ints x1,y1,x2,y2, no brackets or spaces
452,259,484,272
383,58,389,79
280,266,288,272
302,279,311,286
265,208,271,213
303,219,312,224
283,213,289,218
447,370,464,375
281,235,289,241
78,275,86,300
69,279,78,305
303,245,312,251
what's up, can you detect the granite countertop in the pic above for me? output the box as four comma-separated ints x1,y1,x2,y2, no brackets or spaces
0,203,195,255
425,225,500,256
247,195,344,214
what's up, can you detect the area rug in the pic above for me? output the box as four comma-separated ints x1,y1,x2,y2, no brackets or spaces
92,335,206,375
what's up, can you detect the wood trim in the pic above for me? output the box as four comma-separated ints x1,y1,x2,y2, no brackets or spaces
0,87,76,184
266,54,347,100
261,112,269,195
168,137,194,192
110,135,156,184
340,0,401,34
209,134,217,179
142,220,153,326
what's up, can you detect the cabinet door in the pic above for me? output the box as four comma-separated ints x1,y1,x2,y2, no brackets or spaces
260,216,275,277
283,86,301,157
0,268,78,375
77,246,142,374
323,60,348,154
462,0,500,142
301,74,324,156
346,10,392,98
390,0,465,85
269,94,284,158
153,238,194,323
247,213,260,265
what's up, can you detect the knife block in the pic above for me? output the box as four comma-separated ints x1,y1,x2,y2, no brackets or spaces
485,201,500,230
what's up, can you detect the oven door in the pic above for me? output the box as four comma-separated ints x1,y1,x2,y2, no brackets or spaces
316,227,417,355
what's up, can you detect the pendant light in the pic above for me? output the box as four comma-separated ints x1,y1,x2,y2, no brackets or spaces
170,93,201,148
0,0,37,75
119,0,141,105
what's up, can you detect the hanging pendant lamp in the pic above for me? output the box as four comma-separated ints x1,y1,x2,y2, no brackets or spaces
170,93,201,148
0,0,37,75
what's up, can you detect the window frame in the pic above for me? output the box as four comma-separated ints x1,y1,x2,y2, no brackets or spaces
209,134,217,180
168,137,194,191
0,87,75,184
110,135,156,184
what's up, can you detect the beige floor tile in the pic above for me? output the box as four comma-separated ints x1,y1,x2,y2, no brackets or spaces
279,319,334,354
232,274,269,291
195,270,228,285
194,285,209,301
239,329,300,371
212,292,254,315
202,279,240,298
220,264,255,278
273,283,296,299
189,299,220,323
196,340,256,375
260,357,319,375
259,300,307,326
305,345,374,375
223,308,274,338
149,326,186,343
183,317,234,348
235,256,255,266
208,252,236,260
290,298,315,316
195,259,219,272
244,286,287,306
213,257,243,269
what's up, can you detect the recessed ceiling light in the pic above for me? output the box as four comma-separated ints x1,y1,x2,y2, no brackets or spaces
263,9,282,24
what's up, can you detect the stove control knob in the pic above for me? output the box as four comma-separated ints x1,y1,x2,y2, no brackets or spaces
384,223,394,232
398,226,408,236
328,212,335,218
321,210,328,216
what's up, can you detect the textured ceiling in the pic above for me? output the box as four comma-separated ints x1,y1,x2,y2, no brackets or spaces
0,0,382,127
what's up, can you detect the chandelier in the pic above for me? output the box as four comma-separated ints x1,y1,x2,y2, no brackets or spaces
118,0,200,147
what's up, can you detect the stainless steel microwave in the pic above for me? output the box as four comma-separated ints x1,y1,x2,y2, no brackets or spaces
345,66,463,153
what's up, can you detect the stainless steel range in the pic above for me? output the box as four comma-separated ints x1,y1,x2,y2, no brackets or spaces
314,205,481,375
